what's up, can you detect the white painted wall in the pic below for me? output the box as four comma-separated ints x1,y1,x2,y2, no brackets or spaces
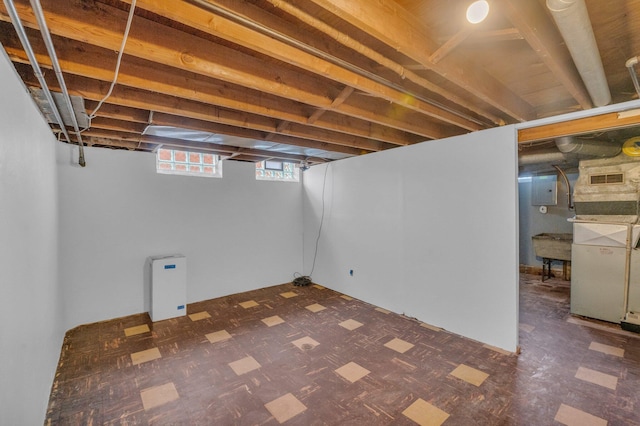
303,126,519,351
57,145,303,329
0,52,64,424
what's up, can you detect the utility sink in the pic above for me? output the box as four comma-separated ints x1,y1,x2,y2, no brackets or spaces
532,233,573,261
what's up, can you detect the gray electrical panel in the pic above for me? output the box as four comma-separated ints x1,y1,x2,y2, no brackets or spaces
532,174,557,206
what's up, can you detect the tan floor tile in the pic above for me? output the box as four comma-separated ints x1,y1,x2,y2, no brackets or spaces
280,291,298,299
340,295,353,301
228,355,261,376
131,347,162,365
124,324,150,337
384,337,414,354
402,398,450,426
339,319,363,331
335,361,370,383
375,307,391,314
589,341,625,357
519,323,535,333
262,315,285,327
188,311,211,321
206,329,232,344
450,364,489,386
575,366,618,390
312,284,325,290
264,393,307,424
420,323,441,332
306,303,326,313
483,344,512,356
554,403,607,426
140,382,179,411
291,336,320,351
239,300,259,309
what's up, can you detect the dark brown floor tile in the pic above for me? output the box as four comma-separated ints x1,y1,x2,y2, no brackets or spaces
44,276,640,425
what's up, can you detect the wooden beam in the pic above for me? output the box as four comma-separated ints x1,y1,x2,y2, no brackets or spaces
518,111,640,143
308,86,354,125
14,62,368,156
494,0,592,109
80,129,328,162
470,28,524,43
429,27,474,64
126,0,483,131
149,113,369,155
84,101,149,123
89,117,146,134
307,0,535,121
3,38,390,151
0,20,435,144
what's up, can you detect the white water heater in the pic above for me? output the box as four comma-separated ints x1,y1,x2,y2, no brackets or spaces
150,255,187,322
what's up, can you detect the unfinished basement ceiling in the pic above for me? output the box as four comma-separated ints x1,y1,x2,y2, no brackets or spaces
0,0,639,165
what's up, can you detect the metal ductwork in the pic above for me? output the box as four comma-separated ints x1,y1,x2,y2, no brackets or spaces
555,136,621,157
519,151,568,166
519,136,621,168
547,0,611,107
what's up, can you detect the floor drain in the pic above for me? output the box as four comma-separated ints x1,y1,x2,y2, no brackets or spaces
301,343,314,351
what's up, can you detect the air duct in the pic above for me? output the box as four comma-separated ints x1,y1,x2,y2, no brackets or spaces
547,0,611,107
555,136,621,157
519,136,621,168
519,151,568,166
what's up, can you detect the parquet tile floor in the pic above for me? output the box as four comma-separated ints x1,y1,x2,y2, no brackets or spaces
45,275,640,425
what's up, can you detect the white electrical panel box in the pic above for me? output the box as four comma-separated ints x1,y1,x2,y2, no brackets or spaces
150,255,187,322
532,174,558,206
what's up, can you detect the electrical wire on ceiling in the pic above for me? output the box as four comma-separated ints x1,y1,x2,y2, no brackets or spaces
86,0,137,124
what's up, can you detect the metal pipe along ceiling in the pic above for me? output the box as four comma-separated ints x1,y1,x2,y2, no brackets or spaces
547,0,611,107
627,56,640,97
29,0,85,166
2,0,71,145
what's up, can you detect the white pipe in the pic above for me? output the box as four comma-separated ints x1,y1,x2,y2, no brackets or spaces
2,0,71,145
547,0,611,107
555,135,621,157
518,151,567,165
627,56,640,98
29,0,85,166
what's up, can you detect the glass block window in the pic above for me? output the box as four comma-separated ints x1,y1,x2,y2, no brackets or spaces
157,148,222,178
256,160,300,182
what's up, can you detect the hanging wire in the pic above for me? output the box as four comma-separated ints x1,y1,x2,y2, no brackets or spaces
87,0,137,121
309,163,330,278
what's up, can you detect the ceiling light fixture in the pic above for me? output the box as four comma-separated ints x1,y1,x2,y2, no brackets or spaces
466,0,490,24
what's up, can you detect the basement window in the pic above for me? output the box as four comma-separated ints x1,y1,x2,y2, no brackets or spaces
156,148,222,178
255,160,299,182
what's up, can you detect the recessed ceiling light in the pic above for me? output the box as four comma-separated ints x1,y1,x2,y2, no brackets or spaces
466,0,490,24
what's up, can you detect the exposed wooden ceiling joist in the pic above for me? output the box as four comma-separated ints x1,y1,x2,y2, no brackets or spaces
0,0,637,165
518,110,640,143
494,0,593,109
306,0,536,122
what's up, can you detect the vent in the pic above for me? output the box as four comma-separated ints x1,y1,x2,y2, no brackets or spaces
590,173,624,185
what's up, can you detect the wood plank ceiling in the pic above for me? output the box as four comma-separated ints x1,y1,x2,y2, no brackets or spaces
0,0,639,165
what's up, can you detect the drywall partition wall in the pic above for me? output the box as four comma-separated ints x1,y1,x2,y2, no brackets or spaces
57,145,303,329
303,126,519,351
519,174,576,267
0,52,64,424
